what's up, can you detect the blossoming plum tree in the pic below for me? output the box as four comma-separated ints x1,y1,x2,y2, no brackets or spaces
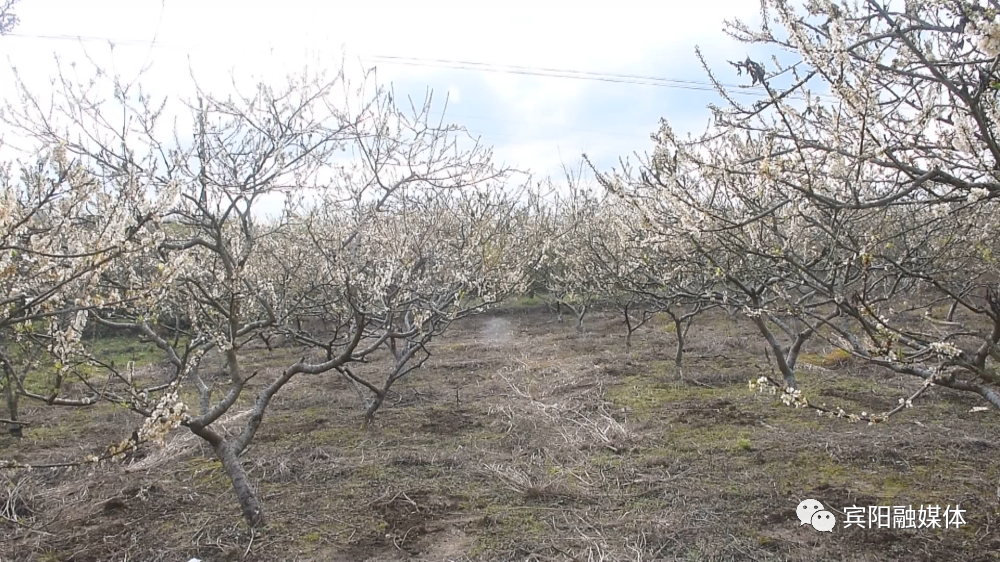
0,144,164,436
2,60,534,527
712,0,1000,413
593,124,842,388
539,168,609,332
601,0,1000,417
289,106,539,423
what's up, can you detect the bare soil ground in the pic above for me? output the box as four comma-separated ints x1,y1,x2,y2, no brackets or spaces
2,304,999,561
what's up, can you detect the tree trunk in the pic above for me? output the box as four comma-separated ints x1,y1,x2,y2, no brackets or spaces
673,315,685,367
623,302,635,351
947,299,959,322
192,371,212,417
4,373,21,438
363,391,385,426
575,306,587,332
751,316,798,388
665,309,691,368
214,441,264,527
258,333,273,352
199,388,212,418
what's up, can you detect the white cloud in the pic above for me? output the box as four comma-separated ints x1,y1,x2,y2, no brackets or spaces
0,0,764,181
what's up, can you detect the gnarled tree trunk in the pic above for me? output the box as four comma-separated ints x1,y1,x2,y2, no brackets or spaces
214,441,264,527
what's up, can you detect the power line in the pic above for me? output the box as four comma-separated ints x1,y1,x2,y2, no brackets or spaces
5,31,839,102
363,55,745,95
1,31,842,150
366,54,756,94
362,54,840,102
426,109,650,140
5,31,171,48
1,35,663,143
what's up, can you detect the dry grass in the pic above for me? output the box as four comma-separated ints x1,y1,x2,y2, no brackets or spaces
1,305,999,561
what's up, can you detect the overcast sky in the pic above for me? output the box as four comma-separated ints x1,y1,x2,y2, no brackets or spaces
1,0,772,184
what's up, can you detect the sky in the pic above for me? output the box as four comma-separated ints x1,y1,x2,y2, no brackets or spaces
0,0,775,194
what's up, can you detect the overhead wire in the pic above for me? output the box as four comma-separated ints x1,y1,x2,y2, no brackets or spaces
5,31,838,101
1,30,837,148
360,54,840,102
0,31,672,144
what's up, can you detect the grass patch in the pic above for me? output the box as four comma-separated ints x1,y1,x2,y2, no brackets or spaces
301,530,322,544
184,455,229,491
470,507,549,557
15,335,183,395
769,450,849,491
510,295,546,307
86,335,176,366
799,348,852,369
606,377,727,413
658,322,677,333
662,424,758,454
308,425,367,447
